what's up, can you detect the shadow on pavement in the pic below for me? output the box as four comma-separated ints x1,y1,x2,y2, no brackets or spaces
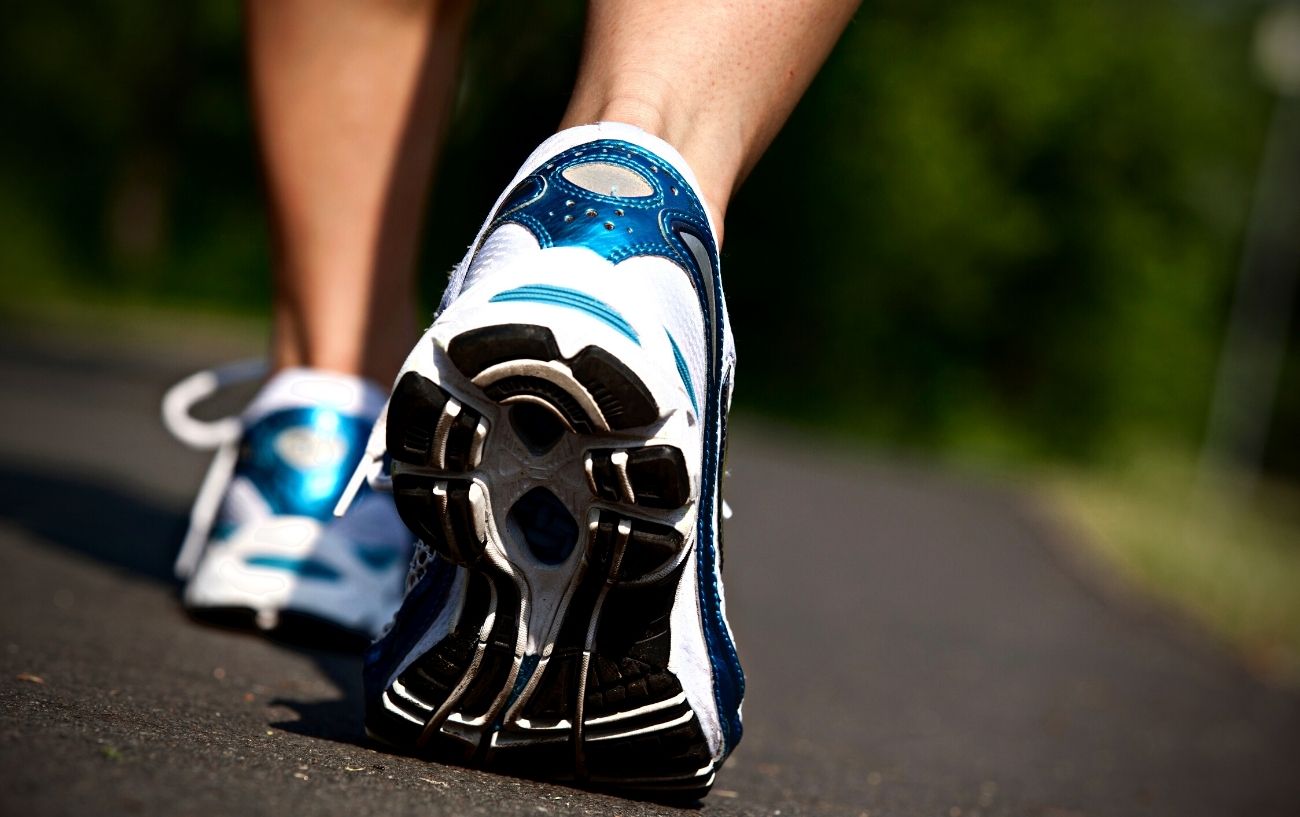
0,461,183,582
268,646,367,745
0,459,370,746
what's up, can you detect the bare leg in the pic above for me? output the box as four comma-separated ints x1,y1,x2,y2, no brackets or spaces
562,0,859,234
247,0,473,384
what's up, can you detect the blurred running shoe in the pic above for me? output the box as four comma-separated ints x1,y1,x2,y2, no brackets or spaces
164,364,411,644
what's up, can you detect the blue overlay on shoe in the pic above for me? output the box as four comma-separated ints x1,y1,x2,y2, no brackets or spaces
354,543,404,572
480,140,745,754
500,654,541,722
210,520,238,542
244,554,342,581
490,284,639,345
364,555,456,703
484,141,718,294
234,407,370,520
666,329,698,414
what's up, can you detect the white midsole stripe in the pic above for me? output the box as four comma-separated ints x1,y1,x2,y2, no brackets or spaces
515,718,573,731
584,709,693,742
391,678,433,711
584,691,687,726
382,690,427,725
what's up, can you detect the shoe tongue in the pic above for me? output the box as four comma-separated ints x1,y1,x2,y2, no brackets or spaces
243,367,387,425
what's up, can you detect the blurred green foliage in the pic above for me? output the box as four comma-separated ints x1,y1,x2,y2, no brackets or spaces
732,1,1269,463
0,1,1287,470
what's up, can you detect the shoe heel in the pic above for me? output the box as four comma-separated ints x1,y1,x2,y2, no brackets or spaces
370,322,716,799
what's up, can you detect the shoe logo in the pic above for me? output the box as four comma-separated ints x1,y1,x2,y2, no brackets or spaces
237,408,371,520
274,426,347,470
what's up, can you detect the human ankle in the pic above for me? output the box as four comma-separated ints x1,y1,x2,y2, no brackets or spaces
271,307,411,387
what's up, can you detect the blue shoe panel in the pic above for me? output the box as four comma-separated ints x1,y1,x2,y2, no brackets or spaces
235,407,371,520
364,555,456,701
665,329,699,415
243,554,342,581
354,542,405,572
486,140,718,305
490,284,640,345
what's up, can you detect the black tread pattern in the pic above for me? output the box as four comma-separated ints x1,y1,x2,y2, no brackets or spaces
483,376,595,434
569,346,660,429
391,475,487,567
581,559,711,794
364,572,490,745
387,372,484,469
447,323,560,377
453,580,520,720
445,324,658,431
590,513,685,583
588,446,690,509
372,334,712,801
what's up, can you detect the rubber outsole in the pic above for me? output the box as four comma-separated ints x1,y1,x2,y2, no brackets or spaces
368,323,714,801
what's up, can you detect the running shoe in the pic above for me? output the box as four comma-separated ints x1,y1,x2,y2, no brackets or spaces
347,122,744,799
163,364,412,643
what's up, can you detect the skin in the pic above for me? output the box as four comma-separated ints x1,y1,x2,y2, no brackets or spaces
246,0,859,384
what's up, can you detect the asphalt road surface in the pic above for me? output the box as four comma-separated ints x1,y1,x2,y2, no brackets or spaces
2,322,1298,817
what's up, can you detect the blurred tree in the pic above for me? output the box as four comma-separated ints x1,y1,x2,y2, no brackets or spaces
728,0,1266,462
0,2,263,304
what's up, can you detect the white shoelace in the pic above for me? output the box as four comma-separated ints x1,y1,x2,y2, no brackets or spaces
160,359,267,579
332,405,392,518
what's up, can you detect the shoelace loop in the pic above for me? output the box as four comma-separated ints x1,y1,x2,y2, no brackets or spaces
160,359,267,579
160,359,268,450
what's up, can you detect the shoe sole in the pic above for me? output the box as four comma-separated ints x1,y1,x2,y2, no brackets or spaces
366,322,716,800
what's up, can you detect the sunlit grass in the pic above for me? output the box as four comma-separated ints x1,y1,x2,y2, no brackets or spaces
1040,450,1300,686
